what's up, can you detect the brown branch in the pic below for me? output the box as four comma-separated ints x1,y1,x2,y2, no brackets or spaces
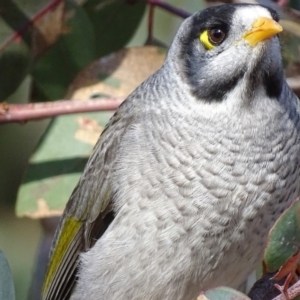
272,279,300,300
0,98,123,124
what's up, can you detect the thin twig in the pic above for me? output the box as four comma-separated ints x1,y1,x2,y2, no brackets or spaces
147,0,191,19
272,279,300,300
0,98,123,124
146,3,155,44
0,0,64,52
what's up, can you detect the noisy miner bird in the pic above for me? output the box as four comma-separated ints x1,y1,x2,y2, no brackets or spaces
42,4,300,300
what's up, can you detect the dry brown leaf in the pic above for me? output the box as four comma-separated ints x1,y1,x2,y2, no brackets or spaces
66,46,166,100
32,1,65,57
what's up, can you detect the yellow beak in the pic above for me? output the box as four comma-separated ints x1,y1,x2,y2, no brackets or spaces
243,17,283,47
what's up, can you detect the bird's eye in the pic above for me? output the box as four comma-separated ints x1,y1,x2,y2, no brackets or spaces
208,29,226,44
199,28,226,50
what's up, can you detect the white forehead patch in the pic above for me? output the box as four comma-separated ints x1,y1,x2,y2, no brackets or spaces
233,6,273,31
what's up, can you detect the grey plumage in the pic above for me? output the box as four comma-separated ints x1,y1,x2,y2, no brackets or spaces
43,4,300,300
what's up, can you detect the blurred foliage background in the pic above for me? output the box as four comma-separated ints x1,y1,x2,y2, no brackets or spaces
0,0,299,300
0,1,205,299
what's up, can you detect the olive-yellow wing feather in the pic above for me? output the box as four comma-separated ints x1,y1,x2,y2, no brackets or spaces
42,97,136,300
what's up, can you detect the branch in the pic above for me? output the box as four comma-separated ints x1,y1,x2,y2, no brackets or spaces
0,98,123,124
272,279,300,300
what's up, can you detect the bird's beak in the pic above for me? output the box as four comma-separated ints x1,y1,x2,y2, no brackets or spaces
243,17,283,47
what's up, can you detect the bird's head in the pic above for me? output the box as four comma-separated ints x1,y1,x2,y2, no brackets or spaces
168,4,284,103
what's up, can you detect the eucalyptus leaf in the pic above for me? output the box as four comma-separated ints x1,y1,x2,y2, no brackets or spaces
16,111,112,218
83,0,146,57
0,0,60,100
32,0,146,100
0,41,32,101
264,199,300,273
32,0,96,100
198,286,250,300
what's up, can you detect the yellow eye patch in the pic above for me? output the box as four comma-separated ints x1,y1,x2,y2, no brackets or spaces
200,28,226,50
200,30,215,50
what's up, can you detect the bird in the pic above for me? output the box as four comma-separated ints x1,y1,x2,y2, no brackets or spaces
42,3,300,300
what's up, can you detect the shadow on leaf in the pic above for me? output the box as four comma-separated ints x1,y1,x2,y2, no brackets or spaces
22,157,88,183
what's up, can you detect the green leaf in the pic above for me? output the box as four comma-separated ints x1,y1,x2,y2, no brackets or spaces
281,26,300,71
264,199,300,273
16,111,111,218
32,0,146,100
0,10,32,101
0,250,15,300
289,0,300,10
0,0,34,46
279,20,300,76
199,286,250,300
83,0,146,58
0,41,32,101
0,0,58,100
32,0,97,100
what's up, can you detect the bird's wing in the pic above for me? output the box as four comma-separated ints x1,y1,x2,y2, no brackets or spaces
42,98,136,300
